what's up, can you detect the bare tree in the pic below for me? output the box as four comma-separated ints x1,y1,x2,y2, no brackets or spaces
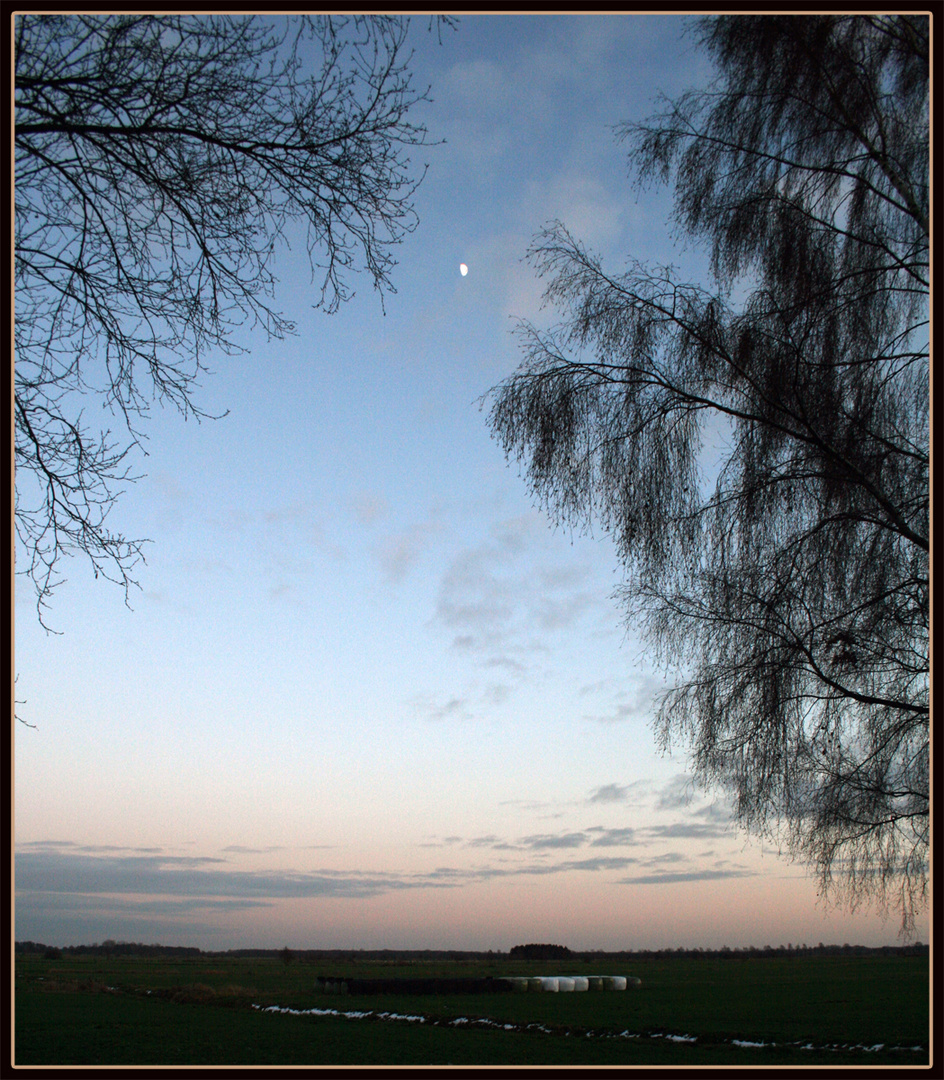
15,14,451,627
488,16,928,930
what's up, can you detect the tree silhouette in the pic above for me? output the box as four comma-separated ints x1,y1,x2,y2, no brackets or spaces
15,14,451,626
488,16,928,930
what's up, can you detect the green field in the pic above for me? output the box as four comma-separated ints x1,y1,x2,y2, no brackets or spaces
14,953,930,1066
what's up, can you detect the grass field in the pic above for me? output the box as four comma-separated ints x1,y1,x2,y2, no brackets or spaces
14,953,930,1066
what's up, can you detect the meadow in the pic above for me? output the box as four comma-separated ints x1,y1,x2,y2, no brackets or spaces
14,951,930,1066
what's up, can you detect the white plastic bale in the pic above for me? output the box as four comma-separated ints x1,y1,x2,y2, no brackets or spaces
557,977,575,992
572,977,589,991
540,977,560,992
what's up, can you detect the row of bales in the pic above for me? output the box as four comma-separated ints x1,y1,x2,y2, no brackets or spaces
314,974,640,995
501,976,640,992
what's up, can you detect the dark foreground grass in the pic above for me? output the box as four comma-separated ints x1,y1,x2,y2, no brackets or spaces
14,954,930,1067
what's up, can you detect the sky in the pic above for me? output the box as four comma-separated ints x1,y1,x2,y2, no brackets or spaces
13,14,928,952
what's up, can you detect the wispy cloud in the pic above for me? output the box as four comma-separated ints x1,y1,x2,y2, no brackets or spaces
410,680,518,722
646,822,732,842
349,492,390,527
616,868,757,886
411,693,475,723
18,841,167,855
222,845,286,855
655,773,696,810
588,827,637,847
519,832,588,850
460,826,641,854
692,800,736,825
16,829,756,943
15,850,458,902
435,514,595,659
22,891,274,917
588,783,632,804
583,673,667,724
376,518,442,583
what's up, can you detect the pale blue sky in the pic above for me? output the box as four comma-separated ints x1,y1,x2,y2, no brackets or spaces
14,14,925,951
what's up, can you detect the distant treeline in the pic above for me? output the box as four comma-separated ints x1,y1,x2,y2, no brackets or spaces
581,943,930,959
16,941,202,959
15,941,927,960
226,948,494,963
509,943,573,960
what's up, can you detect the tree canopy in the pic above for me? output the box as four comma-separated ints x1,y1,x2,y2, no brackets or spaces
488,16,929,930
14,14,447,626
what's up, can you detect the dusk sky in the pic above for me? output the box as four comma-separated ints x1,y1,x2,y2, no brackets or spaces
14,14,927,952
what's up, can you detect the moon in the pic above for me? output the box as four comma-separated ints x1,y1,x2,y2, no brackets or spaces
459,263,468,276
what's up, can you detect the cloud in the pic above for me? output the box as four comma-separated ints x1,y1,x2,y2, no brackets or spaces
435,16,660,178
522,172,624,253
22,892,273,917
483,682,512,707
376,519,442,583
15,832,757,941
655,774,696,810
692,800,736,825
641,851,687,866
436,57,522,165
519,832,588,850
553,856,640,874
15,844,660,914
349,492,390,526
411,694,474,722
583,673,667,724
586,778,658,806
588,828,637,847
462,825,641,855
646,822,732,842
410,679,517,723
222,845,286,855
263,500,321,527
18,841,168,855
15,850,461,903
616,868,758,886
586,704,639,724
435,514,594,658
588,783,631,804
483,655,527,675
464,835,504,849
461,854,642,881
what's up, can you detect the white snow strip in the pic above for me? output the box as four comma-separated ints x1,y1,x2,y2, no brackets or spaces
250,1003,925,1056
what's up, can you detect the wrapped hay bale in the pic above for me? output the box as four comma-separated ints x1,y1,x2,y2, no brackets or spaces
540,977,560,992
572,976,589,991
556,977,575,991
603,976,627,990
528,977,544,992
587,976,604,990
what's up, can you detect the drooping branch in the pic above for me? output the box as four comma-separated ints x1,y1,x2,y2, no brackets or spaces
488,15,928,929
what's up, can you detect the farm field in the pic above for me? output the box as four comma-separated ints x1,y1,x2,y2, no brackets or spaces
14,953,930,1066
